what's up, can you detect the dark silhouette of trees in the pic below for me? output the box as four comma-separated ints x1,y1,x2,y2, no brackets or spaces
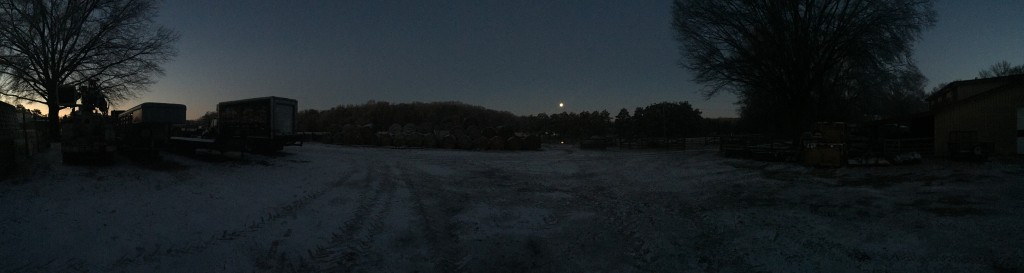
629,102,704,138
521,110,612,142
521,102,705,143
196,111,216,128
931,61,1024,96
869,69,929,118
0,0,178,139
977,61,1024,78
704,118,740,135
299,100,714,146
296,109,321,132
296,101,520,134
614,108,633,138
672,0,936,135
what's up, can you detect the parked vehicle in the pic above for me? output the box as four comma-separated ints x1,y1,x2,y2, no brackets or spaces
170,96,300,153
113,102,187,157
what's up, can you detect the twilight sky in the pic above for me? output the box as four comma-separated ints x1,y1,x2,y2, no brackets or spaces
83,0,1024,118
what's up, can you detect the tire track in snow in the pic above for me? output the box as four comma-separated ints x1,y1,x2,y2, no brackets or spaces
403,166,468,273
312,159,398,272
414,149,706,271
563,171,668,272
108,162,362,270
245,161,378,272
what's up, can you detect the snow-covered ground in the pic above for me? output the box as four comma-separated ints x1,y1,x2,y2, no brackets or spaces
1,143,1022,272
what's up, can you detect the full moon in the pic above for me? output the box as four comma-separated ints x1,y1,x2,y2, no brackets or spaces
558,102,564,108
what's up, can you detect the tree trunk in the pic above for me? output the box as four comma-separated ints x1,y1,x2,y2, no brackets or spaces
47,88,61,142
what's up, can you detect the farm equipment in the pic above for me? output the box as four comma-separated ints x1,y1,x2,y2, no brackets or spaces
170,96,300,153
60,82,116,164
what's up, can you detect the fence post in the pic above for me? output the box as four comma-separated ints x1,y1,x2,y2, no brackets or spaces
21,110,29,158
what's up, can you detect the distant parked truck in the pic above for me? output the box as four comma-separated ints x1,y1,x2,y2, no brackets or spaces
171,96,301,153
113,102,187,156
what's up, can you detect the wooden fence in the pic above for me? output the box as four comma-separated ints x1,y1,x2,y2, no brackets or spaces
1,102,48,177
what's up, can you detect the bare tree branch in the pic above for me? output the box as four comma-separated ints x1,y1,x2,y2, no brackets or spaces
673,0,935,134
977,61,1024,79
0,0,177,139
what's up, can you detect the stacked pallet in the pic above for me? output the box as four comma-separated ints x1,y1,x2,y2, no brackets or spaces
803,122,846,167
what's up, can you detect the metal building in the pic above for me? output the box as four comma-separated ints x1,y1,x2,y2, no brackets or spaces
927,74,1024,156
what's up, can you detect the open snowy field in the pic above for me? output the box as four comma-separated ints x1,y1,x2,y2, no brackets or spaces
1,143,1022,272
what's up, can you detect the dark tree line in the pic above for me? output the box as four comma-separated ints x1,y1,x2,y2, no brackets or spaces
510,101,710,142
295,100,719,143
610,102,705,140
522,110,612,141
296,101,520,134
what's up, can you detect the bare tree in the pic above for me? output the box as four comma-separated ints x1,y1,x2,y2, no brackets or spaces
977,61,1024,78
0,0,177,139
931,61,1024,95
672,0,935,135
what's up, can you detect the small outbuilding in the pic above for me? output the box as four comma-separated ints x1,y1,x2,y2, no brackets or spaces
927,74,1024,156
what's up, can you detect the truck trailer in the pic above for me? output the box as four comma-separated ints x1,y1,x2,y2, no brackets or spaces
170,96,300,153
114,102,187,156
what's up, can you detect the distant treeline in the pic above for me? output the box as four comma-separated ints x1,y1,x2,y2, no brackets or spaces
294,101,740,142
296,101,519,134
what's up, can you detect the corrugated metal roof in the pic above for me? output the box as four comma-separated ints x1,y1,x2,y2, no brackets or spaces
927,74,1024,102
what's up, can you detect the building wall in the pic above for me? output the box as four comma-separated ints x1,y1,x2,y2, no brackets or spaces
957,81,1005,101
934,85,1024,156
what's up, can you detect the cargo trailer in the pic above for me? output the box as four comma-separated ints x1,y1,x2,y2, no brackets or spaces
115,102,187,156
170,96,300,154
